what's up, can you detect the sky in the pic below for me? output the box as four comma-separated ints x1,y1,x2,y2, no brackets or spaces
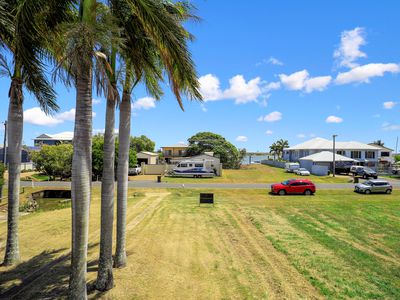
1,0,400,152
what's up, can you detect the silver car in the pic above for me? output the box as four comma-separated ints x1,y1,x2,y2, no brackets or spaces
354,179,393,194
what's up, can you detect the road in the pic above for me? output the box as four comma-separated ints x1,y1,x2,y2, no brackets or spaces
20,180,400,190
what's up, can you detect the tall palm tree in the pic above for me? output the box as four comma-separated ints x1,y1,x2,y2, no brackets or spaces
269,143,279,161
111,0,202,268
276,139,289,159
0,0,71,266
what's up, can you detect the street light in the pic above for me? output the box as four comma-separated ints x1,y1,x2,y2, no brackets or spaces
332,134,338,177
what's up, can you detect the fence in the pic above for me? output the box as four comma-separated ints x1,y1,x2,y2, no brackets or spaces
261,160,286,169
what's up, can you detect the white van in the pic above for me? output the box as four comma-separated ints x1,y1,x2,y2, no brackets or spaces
285,162,300,173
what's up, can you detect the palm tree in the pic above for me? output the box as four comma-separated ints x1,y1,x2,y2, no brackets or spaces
276,139,289,159
269,143,279,161
112,0,202,268
0,0,71,266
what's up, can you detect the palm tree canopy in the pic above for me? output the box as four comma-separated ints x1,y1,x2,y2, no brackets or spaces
0,0,76,114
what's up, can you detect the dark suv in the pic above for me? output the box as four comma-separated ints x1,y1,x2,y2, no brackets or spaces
350,166,377,179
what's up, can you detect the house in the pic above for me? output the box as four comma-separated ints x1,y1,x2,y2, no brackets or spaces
299,151,357,174
160,143,188,163
137,151,159,165
368,143,394,165
34,132,74,147
283,137,388,168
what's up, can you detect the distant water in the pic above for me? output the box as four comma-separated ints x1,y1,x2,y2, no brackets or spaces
242,155,272,165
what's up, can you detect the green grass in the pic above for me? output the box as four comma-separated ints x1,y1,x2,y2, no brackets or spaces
0,188,399,299
30,174,50,182
164,163,350,184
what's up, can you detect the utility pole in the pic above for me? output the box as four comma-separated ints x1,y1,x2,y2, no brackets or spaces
396,136,399,154
332,134,337,177
2,121,6,165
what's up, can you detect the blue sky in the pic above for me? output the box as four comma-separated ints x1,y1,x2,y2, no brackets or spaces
1,0,400,151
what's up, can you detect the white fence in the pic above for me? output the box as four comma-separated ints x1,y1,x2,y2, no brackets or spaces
261,160,286,168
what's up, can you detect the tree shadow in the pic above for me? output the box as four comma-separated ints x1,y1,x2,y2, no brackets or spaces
0,243,99,299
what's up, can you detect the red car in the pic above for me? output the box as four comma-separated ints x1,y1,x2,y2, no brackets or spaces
271,179,316,195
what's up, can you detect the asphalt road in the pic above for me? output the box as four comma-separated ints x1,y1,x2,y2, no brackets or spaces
20,180,400,190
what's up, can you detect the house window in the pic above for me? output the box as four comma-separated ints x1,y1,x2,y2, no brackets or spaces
165,150,172,156
351,151,361,159
178,150,183,156
365,151,375,159
381,151,390,157
337,150,345,155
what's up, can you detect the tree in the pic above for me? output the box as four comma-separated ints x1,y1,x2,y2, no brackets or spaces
113,0,202,269
186,132,243,169
0,0,71,266
395,154,400,162
130,135,155,153
30,144,73,180
275,139,289,159
92,134,137,179
269,143,279,160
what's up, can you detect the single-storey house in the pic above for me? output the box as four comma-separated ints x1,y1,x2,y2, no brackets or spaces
283,137,387,168
137,151,159,165
299,151,357,174
34,132,74,147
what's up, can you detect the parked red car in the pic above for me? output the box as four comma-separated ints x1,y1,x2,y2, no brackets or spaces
271,179,316,195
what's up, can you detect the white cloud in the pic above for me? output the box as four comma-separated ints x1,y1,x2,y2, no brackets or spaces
279,70,331,93
373,114,381,118
24,107,63,126
279,70,309,91
199,74,263,104
93,98,101,105
304,76,332,93
256,56,284,67
258,111,282,122
263,81,281,92
198,74,222,101
200,103,207,112
335,63,400,85
57,109,76,121
296,133,306,139
382,123,400,131
334,27,367,68
224,75,262,104
132,97,156,110
23,107,90,127
383,101,397,109
235,135,248,142
265,130,273,135
326,115,343,123
268,57,284,66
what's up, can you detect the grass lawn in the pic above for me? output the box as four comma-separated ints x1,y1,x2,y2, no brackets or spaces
164,164,350,184
1,187,399,299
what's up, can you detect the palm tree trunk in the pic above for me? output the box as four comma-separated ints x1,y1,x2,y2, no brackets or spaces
114,91,131,268
95,90,117,291
3,77,23,266
68,69,92,299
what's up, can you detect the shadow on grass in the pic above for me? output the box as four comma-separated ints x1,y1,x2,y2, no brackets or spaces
0,243,99,299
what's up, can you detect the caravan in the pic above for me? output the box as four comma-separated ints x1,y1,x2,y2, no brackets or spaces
173,160,215,178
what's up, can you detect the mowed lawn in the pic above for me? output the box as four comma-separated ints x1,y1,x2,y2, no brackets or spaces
0,188,399,299
163,164,350,184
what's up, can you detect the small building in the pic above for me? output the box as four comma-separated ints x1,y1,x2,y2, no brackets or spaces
137,151,159,165
299,151,357,174
34,132,74,147
161,143,188,163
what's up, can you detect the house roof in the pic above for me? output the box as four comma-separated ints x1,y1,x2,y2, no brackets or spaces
35,131,74,141
299,151,357,162
368,143,394,151
138,151,158,156
161,143,188,148
285,137,381,151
